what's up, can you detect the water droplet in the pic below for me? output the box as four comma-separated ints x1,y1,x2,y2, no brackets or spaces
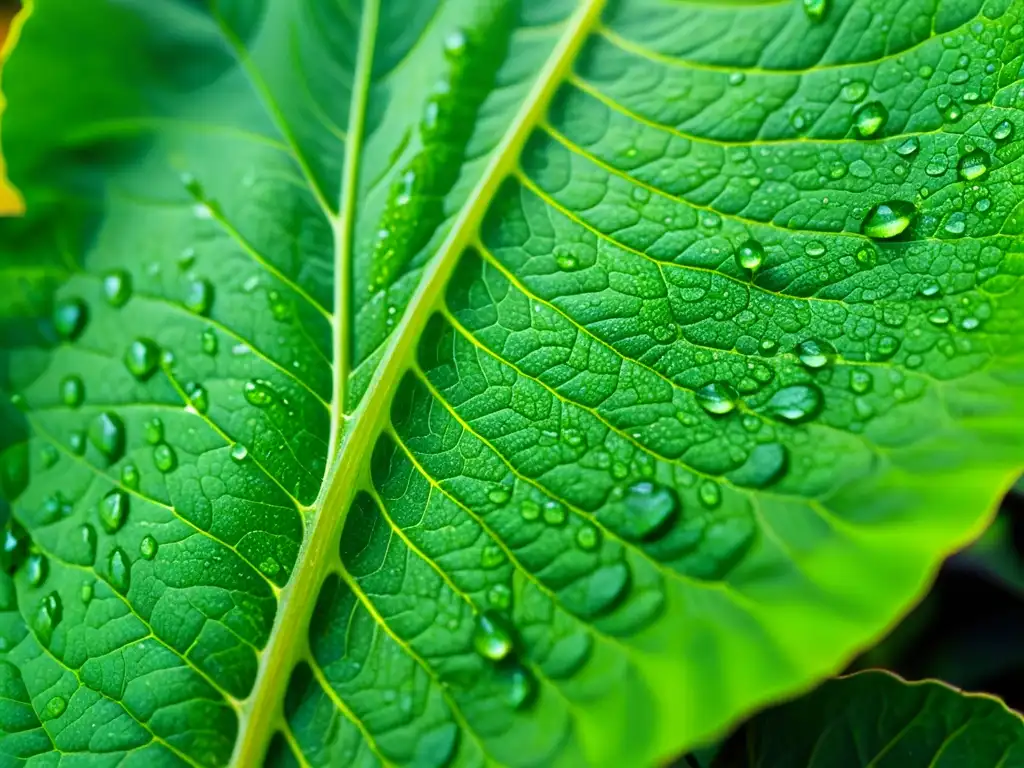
795,338,836,369
554,249,578,271
40,444,59,469
849,369,873,394
102,270,132,307
961,316,981,331
108,547,131,594
33,592,62,644
480,544,505,569
26,552,48,586
695,381,739,415
89,412,125,464
259,557,281,577
575,524,600,551
183,278,213,316
153,444,177,474
853,102,888,138
77,524,97,566
896,137,920,157
124,339,160,380
498,663,537,710
60,375,84,408
139,535,158,560
763,384,823,424
928,307,951,325
620,481,680,541
729,72,746,86
736,240,764,270
53,298,87,341
98,490,128,534
185,382,209,414
230,443,248,462
68,431,86,455
487,584,511,610
802,0,827,22
958,149,990,181
487,486,511,506
473,612,514,661
542,501,566,526
804,241,826,258
698,481,722,509
727,442,789,489
992,120,1014,142
244,380,275,407
141,420,163,448
201,328,218,356
44,695,66,719
121,463,140,490
942,99,963,122
861,200,915,239
944,213,966,235
80,581,94,604
520,500,540,521
840,80,868,103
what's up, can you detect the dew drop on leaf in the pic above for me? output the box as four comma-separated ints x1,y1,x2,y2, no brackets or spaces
121,463,140,490
802,0,827,22
33,592,62,645
480,544,505,569
77,524,97,566
498,663,537,710
992,120,1014,142
840,80,867,103
736,239,764,270
520,499,540,521
852,101,888,138
244,380,275,407
727,443,789,488
108,547,131,593
698,480,722,509
201,328,218,356
153,444,177,474
861,201,915,239
40,444,59,469
139,535,158,560
60,375,84,408
26,552,48,587
98,490,128,534
620,481,680,541
575,524,600,551
795,338,836,369
957,149,990,181
68,431,86,455
124,339,160,380
230,443,248,462
183,278,213,316
695,381,739,415
44,696,66,719
473,611,514,661
849,369,873,394
928,307,952,325
80,581,94,604
88,411,125,464
102,270,132,307
542,501,566,526
763,384,823,424
487,584,511,610
259,557,281,577
896,137,920,157
487,485,511,506
1,520,28,573
53,298,87,341
185,382,209,414
144,417,164,445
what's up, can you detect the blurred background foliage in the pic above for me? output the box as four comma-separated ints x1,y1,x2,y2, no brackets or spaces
0,0,22,214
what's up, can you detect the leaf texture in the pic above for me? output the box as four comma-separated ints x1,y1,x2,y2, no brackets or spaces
1,0,1024,766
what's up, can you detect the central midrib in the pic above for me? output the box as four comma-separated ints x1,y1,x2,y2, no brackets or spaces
228,1,606,764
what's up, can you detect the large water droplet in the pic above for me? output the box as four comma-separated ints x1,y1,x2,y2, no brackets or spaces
108,548,131,594
102,270,132,307
853,102,888,138
473,612,514,661
230,443,248,462
861,201,915,239
33,592,62,644
98,490,128,534
60,375,84,408
795,338,836,369
183,278,213,316
88,412,125,464
695,382,739,415
957,148,990,181
620,481,680,541
153,444,177,474
762,384,823,424
244,380,275,407
802,0,827,22
125,339,160,380
53,298,87,341
139,535,158,560
26,552,48,586
736,240,764,271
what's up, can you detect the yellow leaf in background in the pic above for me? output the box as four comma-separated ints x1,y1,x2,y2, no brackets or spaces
0,3,25,215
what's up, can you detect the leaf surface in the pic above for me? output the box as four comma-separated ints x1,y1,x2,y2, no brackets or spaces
714,671,1024,767
2,0,1024,765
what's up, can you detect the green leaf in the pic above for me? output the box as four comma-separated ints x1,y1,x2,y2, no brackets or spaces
2,0,1024,765
713,671,1024,767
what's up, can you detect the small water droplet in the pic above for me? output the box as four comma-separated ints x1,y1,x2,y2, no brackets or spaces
795,338,836,369
121,463,140,490
26,552,48,586
185,382,209,414
33,592,62,644
40,444,59,469
698,481,721,509
861,200,915,239
98,490,128,534
487,584,511,610
80,581,94,604
620,481,680,541
139,536,158,560
542,501,566,526
201,328,218,356
498,663,536,710
802,0,828,22
896,137,920,157
992,120,1014,142
480,544,505,569
142,418,163,447
944,213,966,235
77,524,97,566
961,316,981,331
487,486,511,506
928,307,952,325
736,240,764,270
0,520,28,573
258,557,280,577
124,339,160,380
60,375,84,408
102,270,132,307
853,102,888,138
53,298,87,341
244,380,275,407
44,695,66,719
520,500,540,521
230,443,248,462
473,612,514,661
108,547,131,594
695,381,739,415
89,412,125,464
849,369,873,394
762,384,823,424
554,248,578,271
183,278,213,316
68,431,86,455
958,149,990,181
153,444,177,474
840,80,868,103
575,524,600,551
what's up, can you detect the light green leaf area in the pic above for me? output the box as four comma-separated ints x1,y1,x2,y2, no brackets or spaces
714,670,1024,767
1,0,1024,766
